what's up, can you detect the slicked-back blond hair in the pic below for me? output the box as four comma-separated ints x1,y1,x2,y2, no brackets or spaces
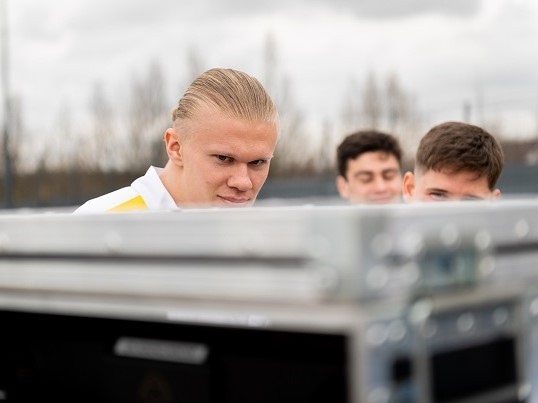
172,68,278,130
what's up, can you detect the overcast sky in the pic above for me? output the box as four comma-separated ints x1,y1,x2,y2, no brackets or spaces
5,0,538,158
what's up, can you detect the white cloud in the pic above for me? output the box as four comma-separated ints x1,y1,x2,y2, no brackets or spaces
314,0,483,19
5,0,538,166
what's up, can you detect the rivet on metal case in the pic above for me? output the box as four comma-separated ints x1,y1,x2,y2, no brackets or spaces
0,233,8,252
478,255,496,278
518,382,532,401
368,386,390,403
474,229,492,251
423,319,438,338
387,320,407,343
371,232,393,257
492,307,509,326
366,266,388,290
409,299,433,326
514,219,530,239
104,231,123,253
440,224,460,248
307,235,331,259
529,298,538,317
315,267,340,293
402,262,420,286
401,231,424,258
457,313,475,333
366,323,388,347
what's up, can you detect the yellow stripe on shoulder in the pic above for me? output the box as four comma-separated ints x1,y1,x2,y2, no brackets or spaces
106,195,148,212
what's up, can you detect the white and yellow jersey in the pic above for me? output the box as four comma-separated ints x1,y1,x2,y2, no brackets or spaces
73,166,178,214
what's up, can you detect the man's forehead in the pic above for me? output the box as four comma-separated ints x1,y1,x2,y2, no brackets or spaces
419,169,491,192
353,150,397,160
433,167,484,183
349,152,400,170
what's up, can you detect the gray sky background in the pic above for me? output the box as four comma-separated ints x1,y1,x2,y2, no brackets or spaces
6,0,538,166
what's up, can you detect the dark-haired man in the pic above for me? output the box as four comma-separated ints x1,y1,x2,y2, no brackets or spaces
336,130,403,204
403,121,503,202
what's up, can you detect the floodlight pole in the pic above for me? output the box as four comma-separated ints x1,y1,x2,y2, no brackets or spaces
1,0,12,208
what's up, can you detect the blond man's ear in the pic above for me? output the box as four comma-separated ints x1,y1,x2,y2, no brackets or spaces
402,171,416,202
164,128,183,167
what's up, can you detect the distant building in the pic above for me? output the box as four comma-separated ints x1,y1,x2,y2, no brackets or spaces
501,138,538,165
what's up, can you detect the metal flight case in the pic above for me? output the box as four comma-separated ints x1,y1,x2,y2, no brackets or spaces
0,200,537,402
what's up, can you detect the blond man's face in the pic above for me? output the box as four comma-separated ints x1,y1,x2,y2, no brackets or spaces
169,106,278,207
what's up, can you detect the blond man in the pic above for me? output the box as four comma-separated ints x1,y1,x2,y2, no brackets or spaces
75,68,279,213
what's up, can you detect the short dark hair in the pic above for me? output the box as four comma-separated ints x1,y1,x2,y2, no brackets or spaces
336,130,402,178
416,121,504,190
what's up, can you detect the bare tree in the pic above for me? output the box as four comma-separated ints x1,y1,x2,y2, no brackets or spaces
340,77,361,133
0,94,24,204
338,71,422,159
263,32,277,99
125,60,169,172
386,73,408,132
6,95,23,172
384,73,422,155
316,118,336,175
88,81,117,171
261,32,312,177
361,71,382,129
47,103,75,171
